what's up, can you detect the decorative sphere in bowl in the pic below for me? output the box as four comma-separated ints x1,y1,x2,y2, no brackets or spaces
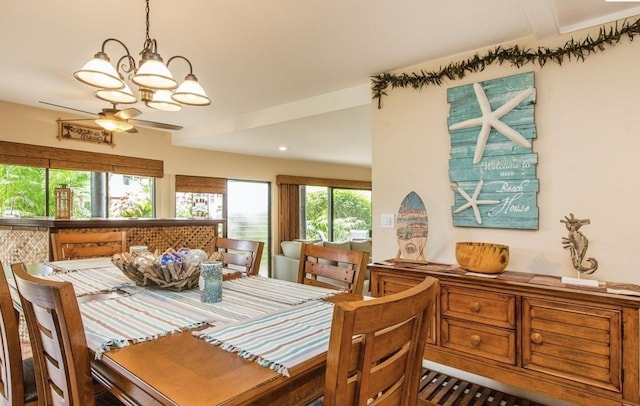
455,242,509,274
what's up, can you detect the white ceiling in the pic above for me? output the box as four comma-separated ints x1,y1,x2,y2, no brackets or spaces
1,0,639,167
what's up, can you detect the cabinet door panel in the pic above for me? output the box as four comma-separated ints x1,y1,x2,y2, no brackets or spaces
523,297,621,392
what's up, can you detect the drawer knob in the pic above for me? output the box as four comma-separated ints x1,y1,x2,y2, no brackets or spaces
470,335,481,346
470,302,481,313
530,333,543,344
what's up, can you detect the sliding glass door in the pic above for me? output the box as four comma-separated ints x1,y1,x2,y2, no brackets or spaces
226,180,271,276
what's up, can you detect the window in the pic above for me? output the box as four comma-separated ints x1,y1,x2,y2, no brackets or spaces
0,165,46,217
0,164,155,218
302,186,371,242
276,175,372,246
174,176,270,276
108,174,155,218
176,192,224,219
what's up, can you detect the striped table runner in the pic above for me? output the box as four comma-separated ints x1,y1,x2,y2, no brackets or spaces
41,266,134,296
46,257,115,272
223,276,339,305
81,289,218,357
80,276,339,359
195,300,335,377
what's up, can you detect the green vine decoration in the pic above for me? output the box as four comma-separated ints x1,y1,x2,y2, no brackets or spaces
371,17,640,109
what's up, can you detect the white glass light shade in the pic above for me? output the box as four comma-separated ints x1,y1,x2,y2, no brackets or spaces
132,57,178,89
74,53,124,89
146,90,182,111
94,82,137,104
95,118,134,132
171,74,211,106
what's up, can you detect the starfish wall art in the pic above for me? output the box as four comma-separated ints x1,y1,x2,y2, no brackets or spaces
447,72,540,230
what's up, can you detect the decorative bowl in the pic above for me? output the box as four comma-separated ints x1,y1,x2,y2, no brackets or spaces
112,248,205,291
455,242,509,274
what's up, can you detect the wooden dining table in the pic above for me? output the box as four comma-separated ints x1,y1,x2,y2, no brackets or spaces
12,259,362,406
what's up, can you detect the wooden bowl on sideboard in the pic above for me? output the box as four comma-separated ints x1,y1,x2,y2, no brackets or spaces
455,242,509,274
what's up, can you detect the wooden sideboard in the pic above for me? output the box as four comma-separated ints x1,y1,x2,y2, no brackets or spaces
368,260,640,406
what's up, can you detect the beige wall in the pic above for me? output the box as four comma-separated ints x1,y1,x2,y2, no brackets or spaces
0,100,371,255
372,23,640,285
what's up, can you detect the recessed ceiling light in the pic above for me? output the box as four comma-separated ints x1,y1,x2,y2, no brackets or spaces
278,146,288,151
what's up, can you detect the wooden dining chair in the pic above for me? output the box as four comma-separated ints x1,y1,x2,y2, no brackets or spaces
10,262,123,406
51,231,127,261
210,237,264,276
0,260,38,406
297,243,368,294
321,276,438,406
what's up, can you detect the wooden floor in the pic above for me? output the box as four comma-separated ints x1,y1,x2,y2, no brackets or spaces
419,368,546,406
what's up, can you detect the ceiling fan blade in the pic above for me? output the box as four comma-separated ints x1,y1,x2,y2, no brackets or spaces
57,118,97,123
130,119,183,131
40,101,96,116
116,108,142,120
126,127,139,134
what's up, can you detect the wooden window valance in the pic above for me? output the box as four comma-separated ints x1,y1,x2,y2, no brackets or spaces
0,141,163,178
276,175,371,189
175,175,227,194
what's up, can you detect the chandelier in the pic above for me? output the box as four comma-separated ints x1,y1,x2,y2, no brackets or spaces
73,0,211,112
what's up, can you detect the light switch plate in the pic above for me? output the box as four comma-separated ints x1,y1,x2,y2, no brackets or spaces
380,214,395,228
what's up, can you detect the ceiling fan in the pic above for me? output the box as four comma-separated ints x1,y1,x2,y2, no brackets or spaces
39,101,183,133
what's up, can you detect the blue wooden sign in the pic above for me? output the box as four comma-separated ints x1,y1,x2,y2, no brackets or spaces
447,72,539,230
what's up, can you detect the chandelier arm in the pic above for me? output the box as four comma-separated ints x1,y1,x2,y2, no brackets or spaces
100,38,133,58
115,54,137,76
166,56,194,75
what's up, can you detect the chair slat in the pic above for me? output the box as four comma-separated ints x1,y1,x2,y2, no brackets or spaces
51,231,127,261
211,237,264,276
297,243,368,294
322,277,438,406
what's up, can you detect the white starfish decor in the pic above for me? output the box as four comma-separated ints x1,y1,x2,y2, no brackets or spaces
453,180,500,224
449,82,535,164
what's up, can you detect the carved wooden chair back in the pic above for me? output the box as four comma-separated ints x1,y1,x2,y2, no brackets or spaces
323,276,438,406
0,261,37,406
12,262,100,406
210,237,264,276
297,243,368,295
51,231,127,261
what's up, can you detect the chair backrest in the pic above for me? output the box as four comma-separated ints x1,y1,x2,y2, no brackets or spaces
323,276,438,406
11,262,96,406
0,261,27,406
210,237,264,276
51,231,127,261
297,243,368,294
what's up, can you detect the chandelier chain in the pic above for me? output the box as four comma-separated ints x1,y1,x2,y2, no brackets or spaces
145,0,151,43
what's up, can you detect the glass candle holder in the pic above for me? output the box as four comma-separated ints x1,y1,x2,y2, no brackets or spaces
200,261,223,303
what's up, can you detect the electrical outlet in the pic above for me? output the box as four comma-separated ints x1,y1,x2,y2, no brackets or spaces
380,214,395,228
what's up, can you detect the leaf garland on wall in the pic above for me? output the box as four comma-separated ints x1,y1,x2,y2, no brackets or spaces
371,17,640,108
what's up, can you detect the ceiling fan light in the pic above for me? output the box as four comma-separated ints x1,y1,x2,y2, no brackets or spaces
171,74,211,106
73,52,124,89
146,90,182,112
94,82,137,104
132,53,178,90
95,118,134,132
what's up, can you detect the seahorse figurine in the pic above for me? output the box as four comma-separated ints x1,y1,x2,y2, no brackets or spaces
560,213,598,275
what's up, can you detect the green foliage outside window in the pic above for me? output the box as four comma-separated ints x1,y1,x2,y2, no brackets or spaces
0,165,45,217
305,189,371,242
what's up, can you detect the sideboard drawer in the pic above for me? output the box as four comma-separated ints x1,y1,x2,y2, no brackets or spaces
441,285,515,329
372,272,424,296
441,318,516,364
522,297,622,392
